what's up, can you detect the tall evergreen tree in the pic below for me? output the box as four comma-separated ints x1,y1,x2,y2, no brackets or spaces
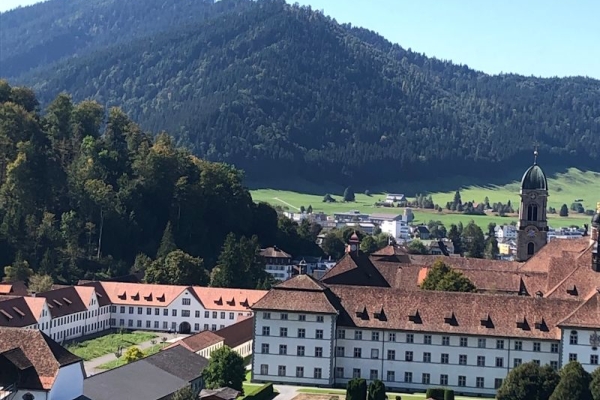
156,221,176,258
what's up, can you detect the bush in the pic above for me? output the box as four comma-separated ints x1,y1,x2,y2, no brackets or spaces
244,383,273,400
444,389,455,400
395,397,401,400
425,388,445,400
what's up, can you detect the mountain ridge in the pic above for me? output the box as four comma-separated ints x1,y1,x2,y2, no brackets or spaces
3,0,600,187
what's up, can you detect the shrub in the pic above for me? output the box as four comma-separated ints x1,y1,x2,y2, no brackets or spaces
244,383,273,400
395,397,401,400
425,388,445,400
444,389,455,400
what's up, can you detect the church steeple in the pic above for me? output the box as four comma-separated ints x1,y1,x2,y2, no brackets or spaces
516,149,549,262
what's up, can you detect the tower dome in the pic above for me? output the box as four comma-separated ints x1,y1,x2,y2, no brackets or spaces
521,164,548,191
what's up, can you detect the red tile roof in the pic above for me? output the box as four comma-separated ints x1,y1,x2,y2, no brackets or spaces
167,330,224,353
0,296,43,328
260,247,292,258
558,289,600,329
191,287,267,311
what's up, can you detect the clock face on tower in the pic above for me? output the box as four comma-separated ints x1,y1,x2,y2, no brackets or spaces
527,229,536,238
529,192,537,200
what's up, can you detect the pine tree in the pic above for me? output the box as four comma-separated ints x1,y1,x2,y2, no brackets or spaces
343,186,355,202
156,221,176,258
560,204,569,217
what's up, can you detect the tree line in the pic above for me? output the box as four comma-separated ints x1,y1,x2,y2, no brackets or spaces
0,81,321,287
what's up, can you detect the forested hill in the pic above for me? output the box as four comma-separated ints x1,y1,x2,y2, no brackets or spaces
4,0,600,187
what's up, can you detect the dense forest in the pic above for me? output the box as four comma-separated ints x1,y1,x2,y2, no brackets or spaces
3,0,600,187
0,81,322,286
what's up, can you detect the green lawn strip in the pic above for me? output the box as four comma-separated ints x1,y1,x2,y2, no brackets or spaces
296,387,481,400
96,343,166,370
66,331,158,361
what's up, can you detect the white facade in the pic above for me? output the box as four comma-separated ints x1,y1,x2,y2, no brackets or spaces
253,311,336,385
48,362,85,400
560,328,600,373
265,263,295,281
495,225,517,240
380,220,410,240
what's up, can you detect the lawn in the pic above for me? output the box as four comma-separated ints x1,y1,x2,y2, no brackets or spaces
66,331,158,361
296,388,483,400
96,342,167,370
251,168,600,229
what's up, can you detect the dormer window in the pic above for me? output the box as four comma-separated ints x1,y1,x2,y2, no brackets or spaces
534,318,548,332
566,286,578,296
444,312,457,326
516,316,530,330
355,307,369,320
408,310,422,324
373,307,386,321
480,314,494,328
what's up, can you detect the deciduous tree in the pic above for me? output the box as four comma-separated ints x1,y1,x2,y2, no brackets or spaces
203,346,245,392
497,362,559,400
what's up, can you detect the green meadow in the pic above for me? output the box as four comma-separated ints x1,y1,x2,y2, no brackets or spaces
251,168,600,229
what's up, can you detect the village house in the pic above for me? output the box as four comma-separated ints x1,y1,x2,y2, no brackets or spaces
260,246,296,281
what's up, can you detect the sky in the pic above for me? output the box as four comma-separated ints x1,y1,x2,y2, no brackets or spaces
2,0,599,79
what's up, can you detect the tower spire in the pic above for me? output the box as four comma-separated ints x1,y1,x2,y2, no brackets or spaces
533,145,538,165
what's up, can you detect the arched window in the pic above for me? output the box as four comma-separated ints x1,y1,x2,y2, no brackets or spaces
570,330,578,345
527,204,538,221
527,242,535,255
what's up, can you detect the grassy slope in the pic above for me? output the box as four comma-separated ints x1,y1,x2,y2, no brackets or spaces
66,331,157,361
251,168,600,228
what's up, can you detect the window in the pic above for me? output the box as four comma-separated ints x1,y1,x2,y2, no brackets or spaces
260,364,268,375
335,367,344,378
204,324,209,330
527,204,538,221
496,339,505,349
405,351,413,362
496,357,504,367
370,370,378,380
171,322,176,330
591,355,599,365
387,350,396,360
137,320,142,327
569,353,578,362
478,338,486,348
353,369,361,378
146,307,152,315
314,368,322,379
263,312,271,319
296,366,304,378
424,334,432,345
336,346,345,357
371,349,379,359
261,344,269,354
229,312,234,319
532,359,540,366
120,306,125,313
406,333,414,343
298,328,305,338
404,372,412,383
220,312,225,319
514,358,522,367
442,336,450,346
458,376,466,387
514,341,522,350
297,346,305,356
119,319,125,326
531,342,541,352
477,356,485,367
172,309,177,317
280,313,288,320
476,377,485,388
212,312,217,318
137,307,142,314
494,378,503,389
182,310,190,317
527,242,535,255
389,332,396,342
262,326,270,336
279,345,287,355
387,371,395,382
299,314,306,321
570,330,578,345
460,337,468,347
372,332,380,341
129,307,134,314
354,348,362,358
280,327,287,337
205,311,210,318
146,320,151,328
315,347,323,357
355,330,363,340
551,343,559,353
337,329,346,339
423,352,431,363
422,373,430,385
550,361,559,370
316,329,323,339
163,321,168,329
441,353,449,364
211,324,216,331
459,354,467,365
317,315,324,323
278,366,286,376
440,375,448,386
182,298,191,305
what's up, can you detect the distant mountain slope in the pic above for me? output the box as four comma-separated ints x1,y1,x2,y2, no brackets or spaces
4,0,600,186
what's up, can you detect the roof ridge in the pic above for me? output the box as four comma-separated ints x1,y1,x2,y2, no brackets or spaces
557,288,600,326
544,255,583,297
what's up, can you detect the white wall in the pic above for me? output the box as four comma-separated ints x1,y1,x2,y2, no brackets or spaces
49,362,85,400
197,341,224,359
561,328,600,373
233,339,253,359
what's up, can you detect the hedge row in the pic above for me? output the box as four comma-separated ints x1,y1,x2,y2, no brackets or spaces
424,388,454,400
245,383,274,400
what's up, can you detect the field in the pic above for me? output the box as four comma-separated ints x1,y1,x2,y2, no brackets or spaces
96,343,167,370
66,331,157,361
251,168,600,228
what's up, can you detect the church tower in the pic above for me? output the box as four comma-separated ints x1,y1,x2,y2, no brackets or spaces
516,150,549,261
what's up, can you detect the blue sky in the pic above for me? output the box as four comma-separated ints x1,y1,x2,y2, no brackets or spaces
2,0,599,79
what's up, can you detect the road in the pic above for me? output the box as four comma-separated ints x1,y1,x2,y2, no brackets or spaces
273,197,300,211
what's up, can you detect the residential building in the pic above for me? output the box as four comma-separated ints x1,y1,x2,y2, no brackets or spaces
0,281,28,296
0,327,85,400
333,210,370,223
494,225,517,240
260,246,295,281
84,345,208,400
384,194,406,204
199,387,240,400
379,219,411,240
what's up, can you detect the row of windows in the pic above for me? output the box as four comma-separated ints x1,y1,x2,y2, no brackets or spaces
47,307,108,329
261,344,324,357
113,306,239,320
115,319,225,331
337,330,559,352
50,320,108,341
567,353,599,365
262,327,324,338
259,365,323,379
263,313,324,323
